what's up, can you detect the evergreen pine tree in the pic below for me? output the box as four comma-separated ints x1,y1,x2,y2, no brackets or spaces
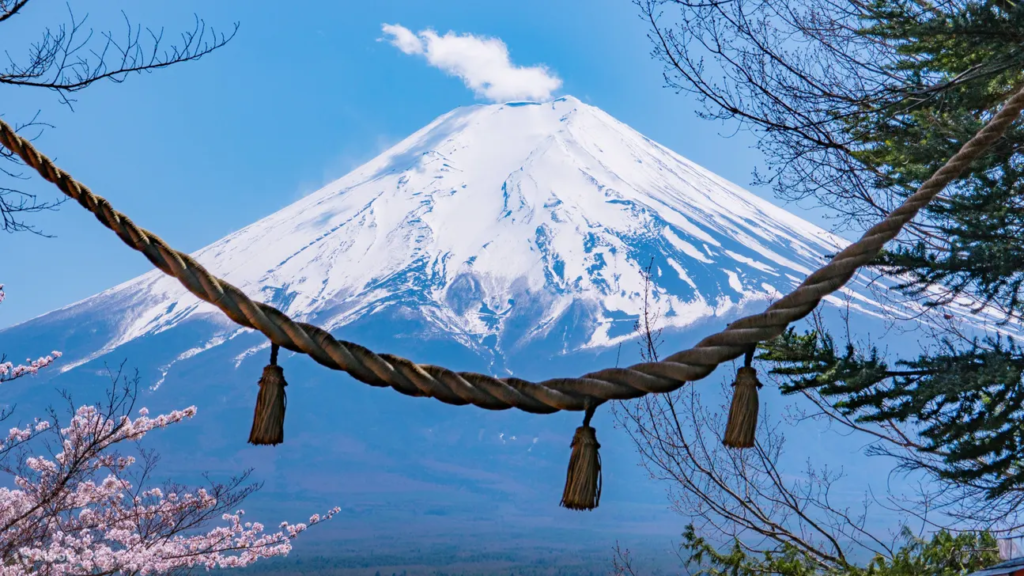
639,0,1024,519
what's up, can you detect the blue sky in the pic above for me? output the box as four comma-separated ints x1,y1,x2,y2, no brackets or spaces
2,0,840,328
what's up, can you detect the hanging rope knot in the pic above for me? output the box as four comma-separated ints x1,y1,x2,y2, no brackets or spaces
723,347,761,449
249,343,288,446
560,400,603,511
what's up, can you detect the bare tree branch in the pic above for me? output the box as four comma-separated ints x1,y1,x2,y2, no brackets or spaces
0,0,30,24
0,2,236,234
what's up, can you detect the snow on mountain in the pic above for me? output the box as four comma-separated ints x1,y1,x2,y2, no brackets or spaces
14,95,889,375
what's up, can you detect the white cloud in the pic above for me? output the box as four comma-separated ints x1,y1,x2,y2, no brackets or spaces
381,23,423,55
380,23,562,103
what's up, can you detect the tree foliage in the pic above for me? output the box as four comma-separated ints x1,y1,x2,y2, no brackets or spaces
760,327,1024,528
639,0,1024,527
683,525,1001,576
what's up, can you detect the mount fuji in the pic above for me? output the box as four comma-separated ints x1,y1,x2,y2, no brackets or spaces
0,96,904,569
9,96,884,377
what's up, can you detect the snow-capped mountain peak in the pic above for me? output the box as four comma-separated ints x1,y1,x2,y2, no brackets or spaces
25,95,871,371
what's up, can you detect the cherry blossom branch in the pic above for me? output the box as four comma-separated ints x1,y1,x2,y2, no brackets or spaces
0,369,339,574
0,284,62,384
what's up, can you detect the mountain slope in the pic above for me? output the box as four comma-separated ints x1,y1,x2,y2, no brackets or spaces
14,95,891,379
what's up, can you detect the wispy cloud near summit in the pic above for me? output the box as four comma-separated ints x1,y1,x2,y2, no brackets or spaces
380,24,562,103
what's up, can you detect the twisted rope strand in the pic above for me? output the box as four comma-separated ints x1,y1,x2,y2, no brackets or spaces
3,85,1022,414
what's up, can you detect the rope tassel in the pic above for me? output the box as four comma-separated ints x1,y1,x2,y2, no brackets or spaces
249,343,287,446
560,405,602,511
723,349,762,449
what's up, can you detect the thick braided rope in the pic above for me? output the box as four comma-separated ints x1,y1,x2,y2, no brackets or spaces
3,86,1022,414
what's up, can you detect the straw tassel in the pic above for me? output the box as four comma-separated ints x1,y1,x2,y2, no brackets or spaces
249,343,287,446
723,348,762,449
560,404,602,511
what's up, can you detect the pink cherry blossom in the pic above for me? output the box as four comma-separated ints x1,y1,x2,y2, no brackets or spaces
0,400,340,575
0,284,62,383
0,283,339,573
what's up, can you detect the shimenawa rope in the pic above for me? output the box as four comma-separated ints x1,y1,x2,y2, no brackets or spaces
0,87,1020,414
